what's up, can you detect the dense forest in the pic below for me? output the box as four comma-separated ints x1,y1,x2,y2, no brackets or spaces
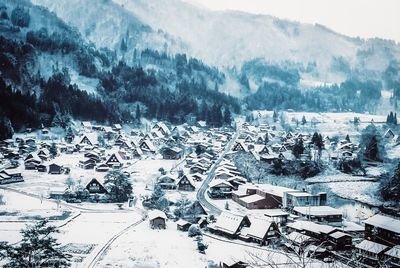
1,1,400,139
0,2,241,139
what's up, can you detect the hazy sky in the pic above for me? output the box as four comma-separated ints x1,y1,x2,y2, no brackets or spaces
188,0,400,42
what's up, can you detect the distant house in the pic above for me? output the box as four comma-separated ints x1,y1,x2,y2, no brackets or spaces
140,140,156,154
285,232,316,251
48,163,63,174
208,179,234,198
264,209,290,227
81,121,92,128
384,129,395,140
190,163,208,174
355,239,389,267
85,178,107,194
79,134,97,147
208,212,250,239
105,153,124,168
37,164,47,173
176,219,192,231
232,141,248,152
197,121,207,128
220,260,247,268
364,214,400,246
95,163,110,172
176,175,196,191
161,147,183,160
149,210,167,229
239,219,280,245
79,158,97,170
131,146,143,158
0,169,24,184
112,124,122,132
153,122,170,136
328,231,352,250
37,148,50,160
292,206,342,224
384,245,400,268
157,174,177,190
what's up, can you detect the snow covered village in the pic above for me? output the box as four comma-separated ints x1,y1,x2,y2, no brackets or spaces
1,0,400,267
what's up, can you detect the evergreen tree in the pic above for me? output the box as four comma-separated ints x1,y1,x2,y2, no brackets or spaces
292,138,304,159
345,134,351,143
0,6,9,20
0,220,71,267
135,104,141,122
120,38,127,52
381,161,400,201
359,124,385,162
104,170,133,202
146,184,169,212
11,7,30,28
0,116,14,140
272,110,278,122
301,115,307,125
49,143,58,158
264,133,269,145
223,108,232,126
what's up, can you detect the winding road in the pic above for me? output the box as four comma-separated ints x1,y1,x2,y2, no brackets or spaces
196,125,241,215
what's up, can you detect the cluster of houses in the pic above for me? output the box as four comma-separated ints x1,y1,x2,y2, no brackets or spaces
230,122,363,164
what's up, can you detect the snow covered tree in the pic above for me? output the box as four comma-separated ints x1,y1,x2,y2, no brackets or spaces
104,170,133,202
51,111,70,129
65,176,75,190
0,220,71,267
197,240,208,253
174,197,191,218
224,201,230,210
0,192,5,205
144,184,169,212
188,224,202,237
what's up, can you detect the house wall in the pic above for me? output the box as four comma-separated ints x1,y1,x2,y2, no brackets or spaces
365,224,400,246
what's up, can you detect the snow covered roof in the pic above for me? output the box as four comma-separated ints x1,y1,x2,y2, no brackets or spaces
293,206,342,216
241,219,273,240
364,214,400,234
286,231,313,244
240,194,265,204
263,209,290,217
329,231,350,239
148,210,167,220
209,179,233,189
212,212,248,235
385,245,400,258
176,219,191,226
355,239,388,254
287,220,336,234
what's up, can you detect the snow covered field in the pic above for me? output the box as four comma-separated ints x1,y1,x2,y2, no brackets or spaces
97,221,331,268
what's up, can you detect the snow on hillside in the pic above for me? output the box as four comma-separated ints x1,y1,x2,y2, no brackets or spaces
31,0,189,59
30,0,400,86
114,0,400,82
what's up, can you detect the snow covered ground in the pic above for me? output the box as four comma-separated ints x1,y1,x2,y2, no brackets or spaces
97,221,331,268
